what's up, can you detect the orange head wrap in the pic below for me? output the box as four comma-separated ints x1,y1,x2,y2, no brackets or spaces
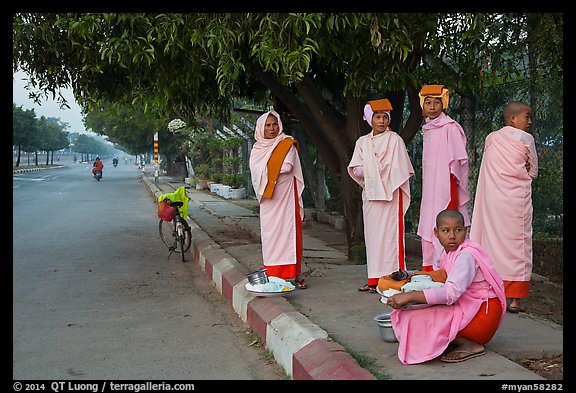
363,98,393,127
419,84,450,110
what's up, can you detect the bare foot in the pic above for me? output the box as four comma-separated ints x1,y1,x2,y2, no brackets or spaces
440,337,485,363
510,298,523,308
507,298,526,313
295,275,308,289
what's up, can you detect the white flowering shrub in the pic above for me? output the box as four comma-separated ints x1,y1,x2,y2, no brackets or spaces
167,118,187,133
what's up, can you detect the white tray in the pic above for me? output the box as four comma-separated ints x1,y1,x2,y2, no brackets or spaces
246,288,295,297
379,293,436,310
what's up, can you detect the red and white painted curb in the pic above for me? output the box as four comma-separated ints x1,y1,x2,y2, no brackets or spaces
188,222,375,380
143,175,375,379
13,165,66,174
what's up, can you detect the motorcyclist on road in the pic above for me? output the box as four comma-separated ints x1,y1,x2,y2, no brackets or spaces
113,156,119,166
92,157,104,178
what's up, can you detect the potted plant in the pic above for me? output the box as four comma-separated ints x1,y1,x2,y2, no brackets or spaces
222,174,246,199
209,172,224,194
222,174,244,189
194,163,211,190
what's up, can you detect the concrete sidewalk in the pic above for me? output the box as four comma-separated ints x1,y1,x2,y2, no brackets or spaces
140,171,563,380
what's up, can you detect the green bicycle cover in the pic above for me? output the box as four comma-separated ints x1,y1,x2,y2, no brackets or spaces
158,186,189,219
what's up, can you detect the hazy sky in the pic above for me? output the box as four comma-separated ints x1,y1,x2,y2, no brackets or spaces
12,70,90,134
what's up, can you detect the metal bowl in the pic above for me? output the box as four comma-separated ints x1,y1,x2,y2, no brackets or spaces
246,268,269,285
373,312,398,342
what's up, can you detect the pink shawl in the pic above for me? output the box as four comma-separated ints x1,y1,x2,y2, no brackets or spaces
391,240,506,365
347,130,414,201
417,112,470,243
470,126,538,281
249,110,305,207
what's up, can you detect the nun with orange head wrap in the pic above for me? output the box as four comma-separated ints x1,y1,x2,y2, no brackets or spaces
347,99,415,292
249,110,307,288
417,85,471,272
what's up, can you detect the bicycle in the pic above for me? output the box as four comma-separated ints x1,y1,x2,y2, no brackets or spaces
158,187,192,262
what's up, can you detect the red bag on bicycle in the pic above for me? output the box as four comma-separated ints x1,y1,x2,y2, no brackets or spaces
157,200,175,221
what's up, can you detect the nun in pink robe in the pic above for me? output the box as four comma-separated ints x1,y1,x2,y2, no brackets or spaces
249,110,306,285
470,121,538,307
348,99,415,291
390,239,506,365
417,86,470,271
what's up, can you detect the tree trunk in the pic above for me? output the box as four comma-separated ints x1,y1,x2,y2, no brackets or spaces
387,90,405,133
181,151,189,179
283,115,327,212
314,156,328,212
166,153,175,177
340,162,364,261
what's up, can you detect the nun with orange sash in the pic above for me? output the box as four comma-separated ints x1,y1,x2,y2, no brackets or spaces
347,98,414,293
417,85,471,272
249,110,308,289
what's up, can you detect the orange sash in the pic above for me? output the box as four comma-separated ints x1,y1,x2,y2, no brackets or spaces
262,138,298,199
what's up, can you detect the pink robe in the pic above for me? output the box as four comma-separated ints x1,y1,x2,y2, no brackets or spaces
391,240,506,365
249,111,305,276
470,126,538,283
348,130,414,278
418,112,470,267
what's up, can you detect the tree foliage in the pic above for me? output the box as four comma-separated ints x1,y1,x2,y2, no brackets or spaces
13,104,70,166
83,101,166,155
13,104,40,154
13,12,563,256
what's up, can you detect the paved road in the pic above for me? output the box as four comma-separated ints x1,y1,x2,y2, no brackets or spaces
12,161,283,380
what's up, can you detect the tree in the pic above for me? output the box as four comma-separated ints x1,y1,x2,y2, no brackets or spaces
36,116,70,164
13,13,427,257
13,13,563,258
83,101,165,155
13,104,39,167
73,134,109,161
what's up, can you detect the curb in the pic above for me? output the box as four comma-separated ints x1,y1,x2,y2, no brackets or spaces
13,165,66,174
189,224,375,380
142,175,376,380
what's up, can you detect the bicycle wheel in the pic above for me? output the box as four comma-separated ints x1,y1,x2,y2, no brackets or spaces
181,220,192,252
178,230,186,262
159,218,191,257
159,219,177,250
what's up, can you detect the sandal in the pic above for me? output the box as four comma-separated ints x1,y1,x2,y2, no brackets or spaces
358,284,377,293
507,305,525,313
295,278,308,289
440,350,485,363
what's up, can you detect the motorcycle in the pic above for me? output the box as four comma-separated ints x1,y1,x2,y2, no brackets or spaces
94,170,103,181
113,158,118,167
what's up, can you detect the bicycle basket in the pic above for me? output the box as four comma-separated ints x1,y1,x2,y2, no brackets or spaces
158,187,189,219
157,199,175,221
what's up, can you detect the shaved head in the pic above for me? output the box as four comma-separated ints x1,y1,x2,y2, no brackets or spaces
436,209,465,228
503,101,531,123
